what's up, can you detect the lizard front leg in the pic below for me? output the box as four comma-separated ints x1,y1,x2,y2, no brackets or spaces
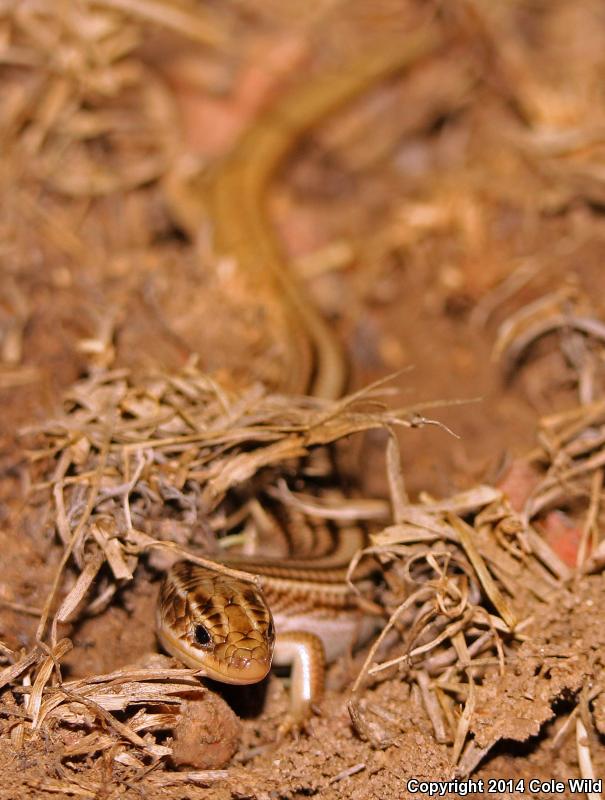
273,630,326,730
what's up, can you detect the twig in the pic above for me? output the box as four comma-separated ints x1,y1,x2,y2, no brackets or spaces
328,763,366,784
575,717,601,800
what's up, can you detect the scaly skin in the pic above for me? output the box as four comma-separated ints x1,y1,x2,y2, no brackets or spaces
159,27,439,725
170,28,438,398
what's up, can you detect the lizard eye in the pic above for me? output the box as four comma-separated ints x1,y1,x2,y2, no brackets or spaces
193,624,211,646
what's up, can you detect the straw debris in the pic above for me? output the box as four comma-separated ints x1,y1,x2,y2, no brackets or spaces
5,348,605,777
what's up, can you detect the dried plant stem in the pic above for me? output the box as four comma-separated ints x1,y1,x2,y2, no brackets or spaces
451,670,476,765
575,717,601,800
448,514,516,629
351,587,432,695
41,433,112,646
95,0,227,46
576,469,603,569
416,670,449,743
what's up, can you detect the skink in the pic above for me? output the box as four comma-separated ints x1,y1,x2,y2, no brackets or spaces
157,518,375,725
158,28,437,727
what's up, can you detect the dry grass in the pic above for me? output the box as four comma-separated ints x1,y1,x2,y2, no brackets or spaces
2,364,455,772
2,0,605,794
4,335,604,778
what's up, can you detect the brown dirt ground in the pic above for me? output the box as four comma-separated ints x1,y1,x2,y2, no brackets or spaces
2,1,605,798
